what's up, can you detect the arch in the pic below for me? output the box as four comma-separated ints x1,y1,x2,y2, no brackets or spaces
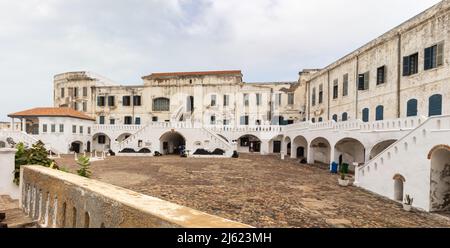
269,135,283,154
362,108,369,122
309,137,331,165
293,135,308,159
332,114,338,122
84,212,90,228
238,134,261,153
429,146,450,211
369,140,397,159
283,136,292,156
0,140,5,148
70,141,83,154
342,112,348,122
428,94,442,117
159,131,186,155
428,144,450,159
393,175,405,202
407,99,418,117
153,97,170,112
334,138,366,166
72,207,77,228
92,133,112,152
376,105,384,121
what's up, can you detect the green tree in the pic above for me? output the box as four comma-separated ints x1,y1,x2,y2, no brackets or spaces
76,155,91,178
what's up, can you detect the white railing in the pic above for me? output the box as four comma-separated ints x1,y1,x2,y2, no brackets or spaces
205,125,284,133
92,125,143,133
0,130,61,154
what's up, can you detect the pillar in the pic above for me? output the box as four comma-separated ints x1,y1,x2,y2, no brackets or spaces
307,146,314,164
260,139,270,155
21,118,26,132
329,147,336,170
353,162,360,186
291,143,298,159
11,118,15,131
0,148,19,199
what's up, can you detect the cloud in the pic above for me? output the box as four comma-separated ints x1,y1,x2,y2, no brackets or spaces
0,0,442,119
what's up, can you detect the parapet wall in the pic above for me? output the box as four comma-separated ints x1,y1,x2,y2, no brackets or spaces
20,165,251,228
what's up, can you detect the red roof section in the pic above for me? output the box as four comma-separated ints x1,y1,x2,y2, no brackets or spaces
144,70,242,78
8,107,95,121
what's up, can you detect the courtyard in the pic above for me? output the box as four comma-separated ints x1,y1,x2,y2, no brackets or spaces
56,154,450,228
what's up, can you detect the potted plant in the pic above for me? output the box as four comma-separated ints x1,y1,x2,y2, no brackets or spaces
403,195,414,211
338,172,350,186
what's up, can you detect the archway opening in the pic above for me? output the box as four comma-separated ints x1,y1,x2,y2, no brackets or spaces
160,131,186,155
70,141,83,154
429,147,450,212
293,136,308,159
334,138,365,169
92,133,111,152
269,135,283,154
116,133,132,143
283,137,292,156
394,177,404,202
238,135,261,153
370,140,397,159
310,137,331,165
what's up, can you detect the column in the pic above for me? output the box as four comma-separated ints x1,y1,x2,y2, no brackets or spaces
0,148,19,199
260,139,270,155
329,147,336,171
307,146,314,164
353,162,360,186
11,118,15,131
21,118,26,132
291,143,298,159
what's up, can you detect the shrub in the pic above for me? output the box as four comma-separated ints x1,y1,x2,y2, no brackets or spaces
120,148,136,153
211,148,225,155
76,155,91,178
138,148,151,153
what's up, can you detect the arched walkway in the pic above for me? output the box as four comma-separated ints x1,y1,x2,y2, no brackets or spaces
429,146,450,212
283,136,292,156
293,135,308,159
334,138,365,167
70,141,83,154
309,137,331,165
237,135,261,153
370,140,397,159
92,133,111,152
160,131,186,155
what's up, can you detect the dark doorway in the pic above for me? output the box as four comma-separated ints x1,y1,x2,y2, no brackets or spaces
71,142,81,153
273,141,281,153
86,141,91,152
297,147,305,158
287,142,291,156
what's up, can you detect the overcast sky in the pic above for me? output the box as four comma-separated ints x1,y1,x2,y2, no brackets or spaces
0,0,442,120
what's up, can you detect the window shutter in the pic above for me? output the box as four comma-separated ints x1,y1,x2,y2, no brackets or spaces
358,74,364,90
403,56,410,76
437,42,444,67
407,99,418,117
424,47,432,70
364,72,369,90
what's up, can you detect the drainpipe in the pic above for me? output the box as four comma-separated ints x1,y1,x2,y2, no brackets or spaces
397,33,402,118
327,70,331,120
306,81,310,121
355,55,359,120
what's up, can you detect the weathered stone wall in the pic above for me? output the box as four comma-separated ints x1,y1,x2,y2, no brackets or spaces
20,165,252,228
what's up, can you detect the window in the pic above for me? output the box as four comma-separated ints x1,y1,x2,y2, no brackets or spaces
122,96,131,106
108,96,115,107
240,116,249,125
343,74,349,96
152,116,158,122
211,95,217,106
79,126,84,134
133,96,142,106
288,93,294,105
358,72,369,90
223,95,229,107
43,124,48,133
82,102,87,112
342,112,348,122
256,93,262,106
83,87,88,97
223,119,230,126
332,114,338,122
311,118,316,123
135,117,141,125
425,42,444,70
124,116,133,125
210,115,216,125
97,96,105,107
403,53,419,76
73,103,78,111
243,94,249,106
99,116,105,125
376,105,384,121
153,98,170,111
428,94,443,117
74,87,79,97
407,99,418,117
312,88,316,106
362,108,369,122
256,120,261,125
318,85,323,104
318,117,323,122
333,80,338,99
87,127,91,135
110,119,115,125
51,124,56,133
61,88,65,98
72,125,77,134
59,124,64,133
98,135,106,145
277,93,282,105
377,66,386,85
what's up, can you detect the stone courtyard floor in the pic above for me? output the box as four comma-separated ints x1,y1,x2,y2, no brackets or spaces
55,154,450,228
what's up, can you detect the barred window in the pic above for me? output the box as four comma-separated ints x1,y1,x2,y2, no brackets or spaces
153,98,170,111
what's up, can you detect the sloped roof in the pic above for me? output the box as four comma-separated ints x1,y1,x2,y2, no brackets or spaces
8,107,95,121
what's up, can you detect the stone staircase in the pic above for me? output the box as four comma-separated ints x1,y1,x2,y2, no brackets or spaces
0,195,36,228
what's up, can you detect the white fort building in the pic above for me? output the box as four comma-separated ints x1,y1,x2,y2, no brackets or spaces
1,0,449,213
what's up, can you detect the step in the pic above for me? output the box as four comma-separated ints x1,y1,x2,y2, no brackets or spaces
0,195,20,211
1,208,36,228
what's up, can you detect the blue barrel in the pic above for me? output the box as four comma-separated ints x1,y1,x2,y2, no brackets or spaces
330,162,339,174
